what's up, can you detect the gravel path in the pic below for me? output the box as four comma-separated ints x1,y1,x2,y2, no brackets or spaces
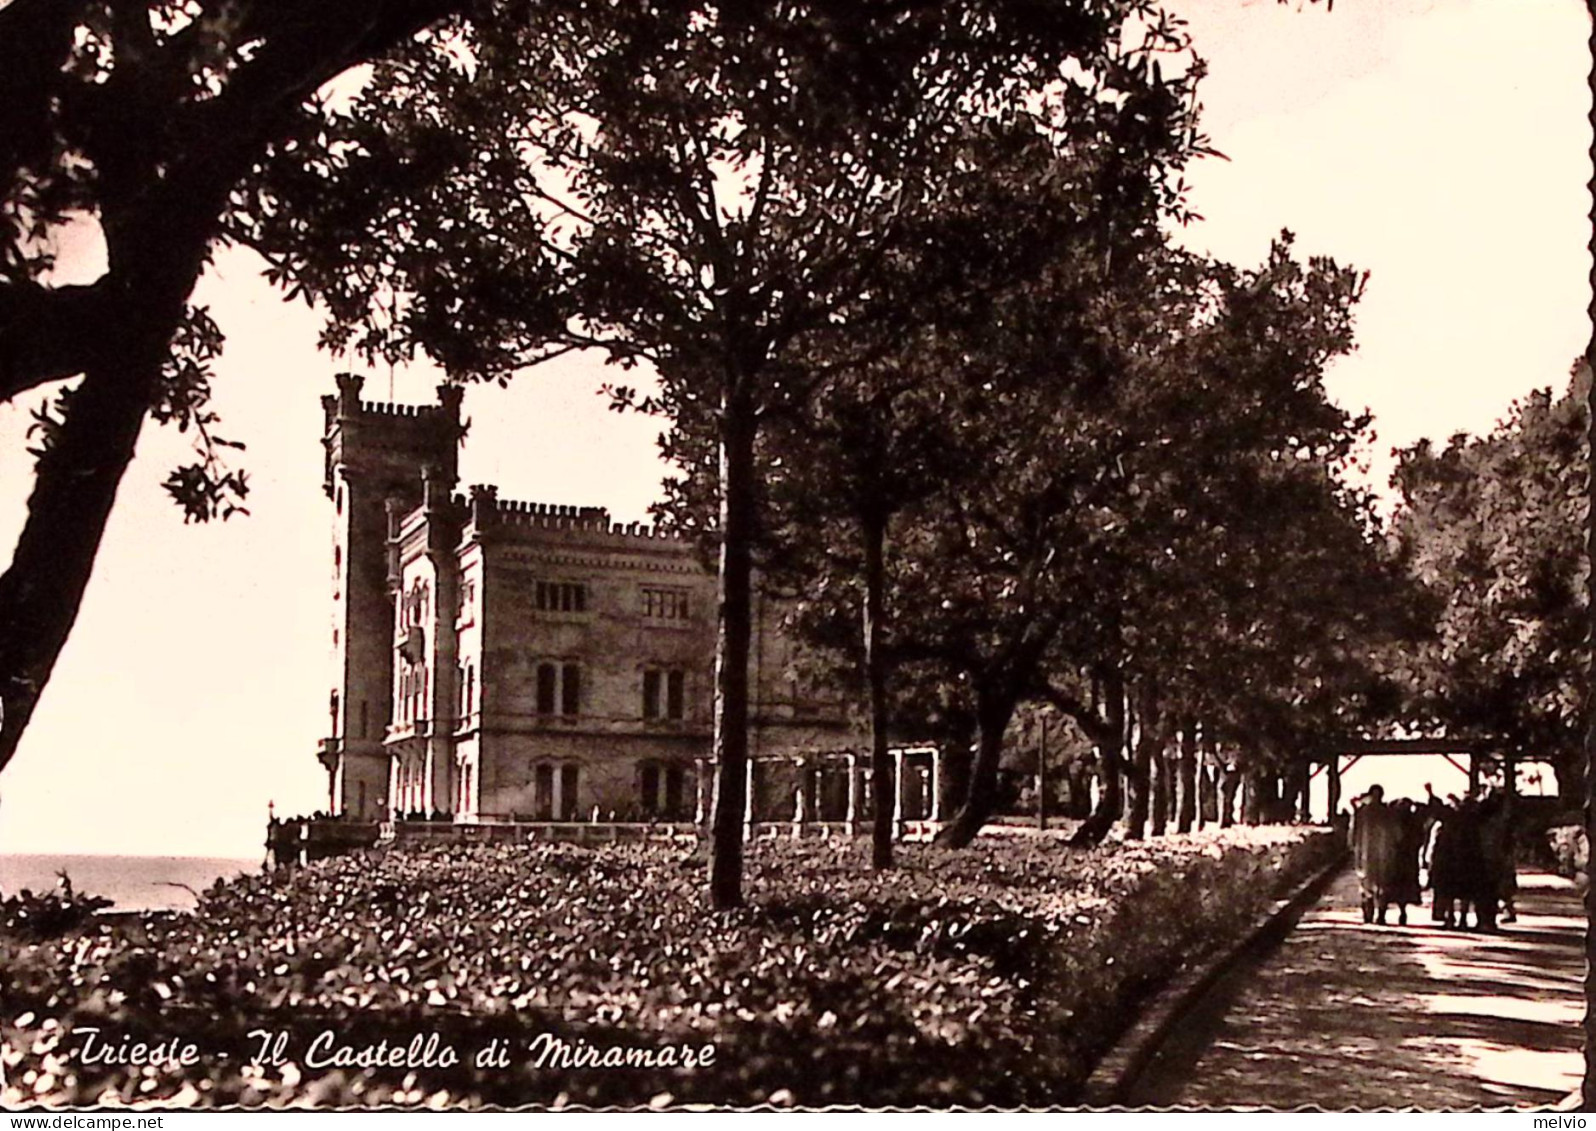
1131,869,1584,1110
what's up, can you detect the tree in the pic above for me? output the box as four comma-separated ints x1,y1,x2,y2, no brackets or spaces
1393,361,1591,1108
0,0,485,779
1014,235,1383,842
1393,370,1588,796
759,353,964,870
754,228,1385,849
731,120,1159,869
236,0,1201,904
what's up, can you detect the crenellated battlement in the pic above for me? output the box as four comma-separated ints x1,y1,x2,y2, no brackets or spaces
499,499,609,522
356,400,445,420
463,485,680,545
322,375,464,497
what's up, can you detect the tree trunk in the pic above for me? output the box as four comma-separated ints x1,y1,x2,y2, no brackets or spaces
1124,726,1145,839
1126,685,1157,840
0,353,162,772
1176,718,1197,834
1150,723,1172,837
0,193,224,776
1069,671,1125,847
860,510,893,870
1218,762,1239,828
1101,671,1127,824
1036,714,1049,832
708,396,758,909
1241,765,1279,826
938,719,974,824
1065,757,1093,818
1099,742,1124,822
934,694,1014,848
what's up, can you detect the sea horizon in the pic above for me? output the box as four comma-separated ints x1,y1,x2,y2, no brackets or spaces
0,852,261,913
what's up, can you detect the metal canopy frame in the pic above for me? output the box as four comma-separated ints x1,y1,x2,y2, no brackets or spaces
1310,737,1514,824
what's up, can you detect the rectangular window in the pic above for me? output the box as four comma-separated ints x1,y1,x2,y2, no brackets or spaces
643,668,686,720
559,764,579,820
640,762,661,815
536,663,557,714
534,763,554,820
641,587,690,620
666,670,685,720
561,664,581,716
535,581,587,613
665,764,685,817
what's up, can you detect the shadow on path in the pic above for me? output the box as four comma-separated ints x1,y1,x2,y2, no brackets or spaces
1130,870,1584,1110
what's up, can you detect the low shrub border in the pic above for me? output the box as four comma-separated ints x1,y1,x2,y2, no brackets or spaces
1,826,1336,1109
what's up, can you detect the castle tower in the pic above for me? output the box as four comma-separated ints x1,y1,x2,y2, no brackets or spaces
319,374,463,818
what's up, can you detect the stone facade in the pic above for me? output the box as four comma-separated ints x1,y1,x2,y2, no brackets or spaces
316,375,880,825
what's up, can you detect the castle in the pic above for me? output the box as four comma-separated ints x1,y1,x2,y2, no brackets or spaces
315,375,940,830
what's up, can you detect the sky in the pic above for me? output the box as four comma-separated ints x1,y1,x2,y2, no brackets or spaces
0,0,1588,857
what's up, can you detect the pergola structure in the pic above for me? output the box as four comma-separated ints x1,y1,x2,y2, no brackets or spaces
693,744,942,838
1307,737,1515,822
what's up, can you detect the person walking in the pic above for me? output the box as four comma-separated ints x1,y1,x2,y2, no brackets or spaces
1352,785,1400,924
1387,798,1425,926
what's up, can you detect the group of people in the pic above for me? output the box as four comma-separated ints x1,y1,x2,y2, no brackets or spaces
1350,783,1517,931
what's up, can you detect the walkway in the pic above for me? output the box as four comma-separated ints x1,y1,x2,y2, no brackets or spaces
1131,869,1585,1110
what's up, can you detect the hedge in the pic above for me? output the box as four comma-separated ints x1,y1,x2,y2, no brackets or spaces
1,826,1336,1109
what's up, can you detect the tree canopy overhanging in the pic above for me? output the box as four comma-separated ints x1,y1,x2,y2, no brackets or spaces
0,0,1577,931
0,0,487,780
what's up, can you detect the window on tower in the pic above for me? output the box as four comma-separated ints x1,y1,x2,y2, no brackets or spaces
534,581,587,613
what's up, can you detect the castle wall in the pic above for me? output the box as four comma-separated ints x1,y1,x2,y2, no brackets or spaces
318,375,863,827
477,731,702,820
477,541,716,733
